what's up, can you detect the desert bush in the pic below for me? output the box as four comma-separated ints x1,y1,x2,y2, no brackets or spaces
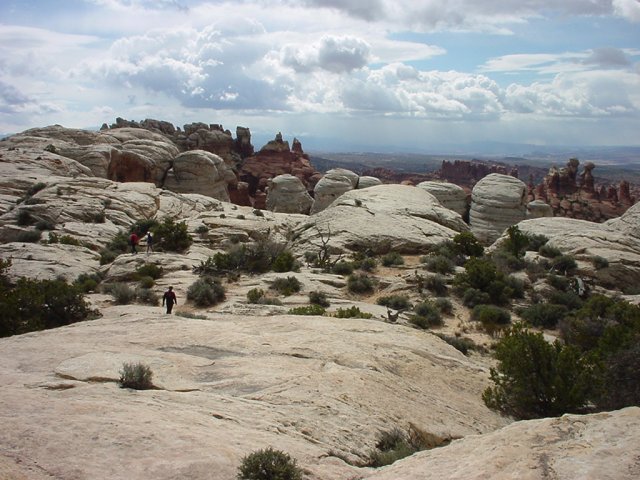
432,297,453,315
288,304,326,315
424,274,448,295
135,263,163,280
453,258,512,306
152,218,192,252
74,273,102,293
410,302,443,329
462,288,491,308
551,255,578,275
423,255,455,275
471,304,511,327
376,294,411,311
381,251,404,267
136,287,160,305
347,273,375,294
35,219,55,231
526,234,549,252
119,362,154,390
105,282,136,305
547,274,570,291
237,447,303,480
505,275,525,299
270,276,302,296
195,224,209,235
366,427,419,468
247,288,266,304
333,306,373,319
130,218,159,237
435,333,479,355
539,243,562,259
331,261,354,276
138,275,155,289
272,251,298,272
17,210,35,226
549,290,583,311
519,303,568,329
16,229,42,243
592,256,609,269
452,231,484,258
483,324,594,419
503,225,529,258
308,290,330,307
187,276,226,307
355,257,377,272
99,250,118,265
490,250,526,272
26,182,47,196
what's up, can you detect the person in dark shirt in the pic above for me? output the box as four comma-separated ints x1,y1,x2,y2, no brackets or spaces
162,286,177,314
129,232,139,254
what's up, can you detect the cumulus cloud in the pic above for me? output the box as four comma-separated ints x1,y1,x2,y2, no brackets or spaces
0,80,62,115
613,0,640,22
281,35,370,73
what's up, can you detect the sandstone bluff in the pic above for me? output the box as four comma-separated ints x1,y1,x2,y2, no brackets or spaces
0,121,638,480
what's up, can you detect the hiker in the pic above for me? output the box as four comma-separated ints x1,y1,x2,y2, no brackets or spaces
146,231,153,254
162,286,177,314
129,231,139,254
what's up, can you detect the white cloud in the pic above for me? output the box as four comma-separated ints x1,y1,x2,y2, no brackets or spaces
613,0,640,22
281,35,371,73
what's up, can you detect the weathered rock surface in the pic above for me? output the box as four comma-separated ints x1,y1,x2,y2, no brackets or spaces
0,306,507,480
310,168,361,214
417,181,468,216
526,199,553,218
296,184,469,254
163,150,236,201
365,407,640,480
265,174,313,214
470,174,527,244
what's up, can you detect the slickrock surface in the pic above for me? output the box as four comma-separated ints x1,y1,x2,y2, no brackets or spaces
266,174,314,214
417,181,468,217
0,307,507,480
296,184,469,254
365,407,640,480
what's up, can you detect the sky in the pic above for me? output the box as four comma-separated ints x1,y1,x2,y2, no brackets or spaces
1,0,639,152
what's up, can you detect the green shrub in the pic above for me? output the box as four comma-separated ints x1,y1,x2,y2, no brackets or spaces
16,229,42,243
270,276,302,296
526,234,549,252
520,303,568,329
491,250,526,272
462,288,490,308
424,274,448,295
35,220,55,231
551,255,578,275
187,277,226,307
376,294,411,311
195,224,209,235
503,225,529,258
26,182,47,196
452,231,484,258
539,243,562,258
547,274,570,291
333,306,373,319
119,362,154,390
53,234,81,246
99,250,118,265
288,304,326,315
272,251,298,273
247,288,266,304
308,290,330,307
592,256,609,269
0,275,96,337
74,273,102,293
153,218,192,252
331,261,354,276
423,255,455,275
453,258,512,306
483,324,594,419
253,208,264,217
471,304,511,326
435,333,479,355
548,290,583,311
130,218,159,236
237,447,303,480
433,297,453,315
135,263,163,280
347,273,374,294
381,252,404,267
366,428,417,468
17,210,34,226
138,275,155,289
105,282,136,305
136,287,159,305
410,302,443,329
356,257,377,272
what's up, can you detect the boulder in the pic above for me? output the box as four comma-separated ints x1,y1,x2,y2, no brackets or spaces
310,168,360,214
357,176,383,189
296,184,469,254
527,200,554,218
265,174,313,214
470,174,527,244
417,181,468,216
163,150,236,201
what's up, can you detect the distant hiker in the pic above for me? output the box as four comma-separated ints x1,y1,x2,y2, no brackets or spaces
146,231,153,254
162,286,177,314
129,232,139,254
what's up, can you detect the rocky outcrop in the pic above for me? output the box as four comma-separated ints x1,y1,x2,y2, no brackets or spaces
296,184,469,254
310,168,360,214
365,408,640,480
526,200,553,218
265,174,313,214
238,133,321,206
440,160,516,187
470,174,527,244
163,150,236,201
416,181,468,216
357,176,383,189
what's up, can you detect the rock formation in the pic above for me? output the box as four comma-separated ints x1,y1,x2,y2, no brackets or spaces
310,168,360,214
526,199,554,218
470,174,528,244
163,150,237,201
297,184,469,254
416,181,468,217
265,174,314,214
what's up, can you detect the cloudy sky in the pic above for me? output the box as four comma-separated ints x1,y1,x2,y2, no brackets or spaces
1,0,639,152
